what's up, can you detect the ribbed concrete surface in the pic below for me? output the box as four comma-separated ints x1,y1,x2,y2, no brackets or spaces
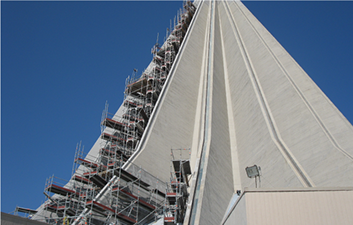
126,0,353,223
191,2,235,224
219,1,304,190
76,0,353,188
2,213,48,225
223,188,353,225
126,0,210,182
226,0,353,187
56,0,353,224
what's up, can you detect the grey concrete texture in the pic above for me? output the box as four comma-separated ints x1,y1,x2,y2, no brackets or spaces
124,0,353,223
223,188,353,225
194,2,235,224
71,0,353,190
42,0,353,223
130,1,353,224
226,0,353,187
126,0,211,182
2,213,49,225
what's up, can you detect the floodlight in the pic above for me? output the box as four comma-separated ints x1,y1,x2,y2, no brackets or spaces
245,165,260,178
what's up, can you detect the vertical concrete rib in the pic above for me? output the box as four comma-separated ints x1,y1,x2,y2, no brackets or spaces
200,1,235,223
123,0,208,182
219,1,242,191
188,1,235,223
32,1,353,223
234,1,353,162
75,2,210,223
189,0,214,223
227,0,353,187
223,0,313,187
236,1,353,157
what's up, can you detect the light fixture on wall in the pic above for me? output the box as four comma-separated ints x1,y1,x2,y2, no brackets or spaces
245,165,261,188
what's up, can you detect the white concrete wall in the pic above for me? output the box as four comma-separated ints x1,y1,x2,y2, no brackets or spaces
228,1,353,187
196,2,235,223
222,194,247,225
35,0,353,223
224,188,353,225
127,1,210,182
219,0,304,189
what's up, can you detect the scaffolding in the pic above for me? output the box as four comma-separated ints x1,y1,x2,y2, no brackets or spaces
40,145,167,225
97,0,197,173
164,148,191,225
42,174,93,224
24,1,196,224
82,163,166,225
13,206,38,219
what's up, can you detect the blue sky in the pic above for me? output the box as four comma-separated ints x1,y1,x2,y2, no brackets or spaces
1,1,352,214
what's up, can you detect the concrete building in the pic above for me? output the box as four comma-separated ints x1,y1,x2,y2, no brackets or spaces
222,188,353,225
12,0,353,224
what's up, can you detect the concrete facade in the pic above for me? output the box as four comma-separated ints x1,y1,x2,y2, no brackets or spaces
223,188,353,225
30,0,353,224
124,0,353,223
2,213,49,225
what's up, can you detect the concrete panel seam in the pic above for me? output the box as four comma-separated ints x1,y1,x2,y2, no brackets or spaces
185,1,211,224
123,0,203,166
234,1,353,162
71,2,205,223
219,1,242,191
190,0,215,223
185,0,210,223
190,1,210,170
224,0,313,187
190,54,207,168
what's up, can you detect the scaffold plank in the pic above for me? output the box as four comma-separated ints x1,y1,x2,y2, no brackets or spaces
85,201,137,224
45,184,77,197
15,207,37,214
90,174,108,188
113,168,150,188
153,189,166,198
124,100,137,108
101,133,126,144
100,148,129,161
164,217,175,222
102,118,131,130
73,175,92,185
112,187,156,210
75,158,99,169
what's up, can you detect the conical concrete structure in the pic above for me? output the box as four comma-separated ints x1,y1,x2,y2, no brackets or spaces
128,0,353,223
28,0,353,224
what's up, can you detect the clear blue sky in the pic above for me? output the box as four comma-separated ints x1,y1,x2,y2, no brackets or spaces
1,1,352,214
